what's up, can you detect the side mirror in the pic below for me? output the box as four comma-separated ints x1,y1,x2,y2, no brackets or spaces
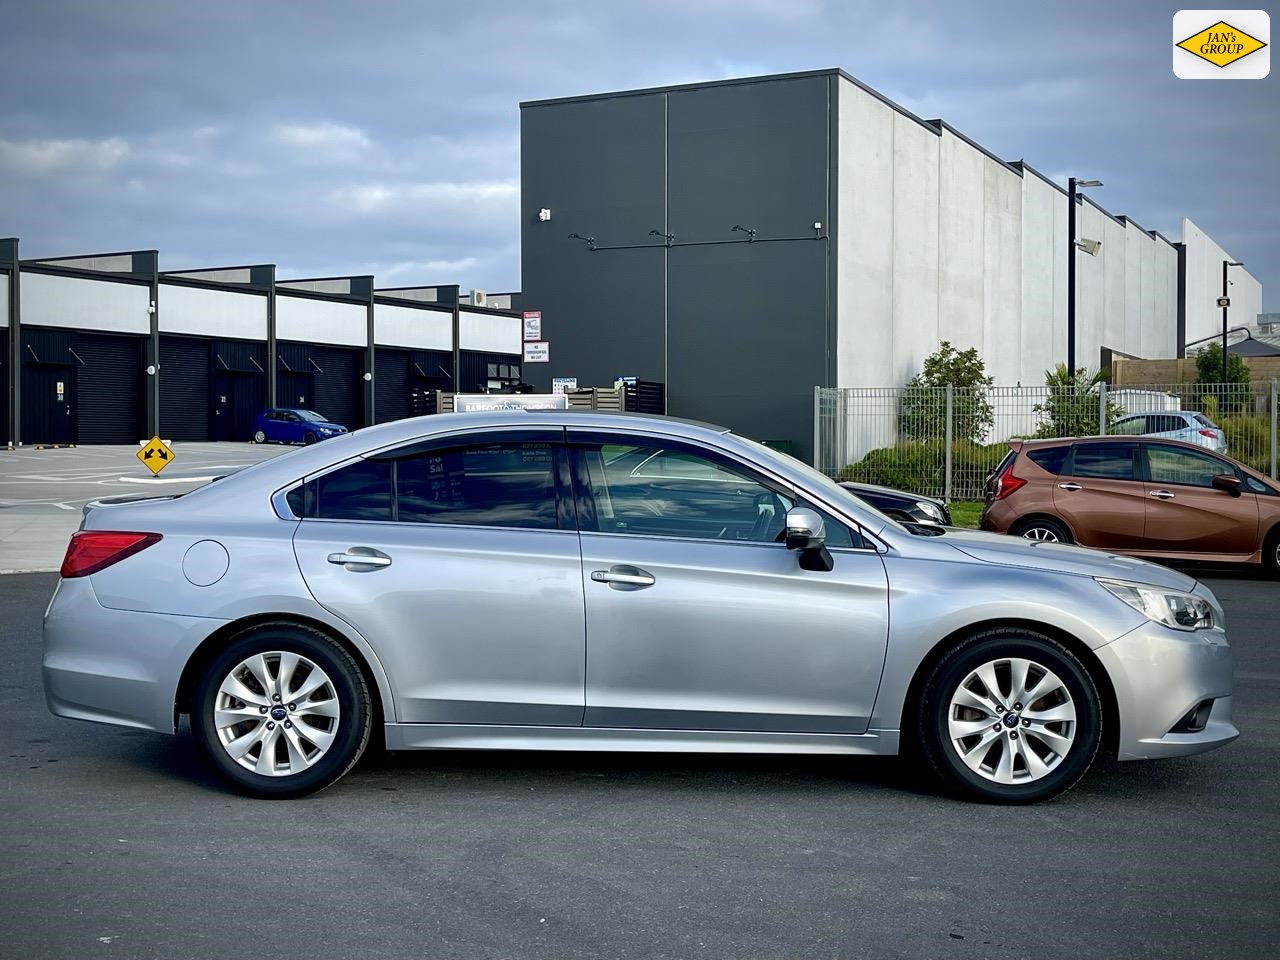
1211,474,1243,497
785,507,834,572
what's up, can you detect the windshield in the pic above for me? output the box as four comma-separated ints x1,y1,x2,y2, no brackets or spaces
295,410,328,422
730,434,909,534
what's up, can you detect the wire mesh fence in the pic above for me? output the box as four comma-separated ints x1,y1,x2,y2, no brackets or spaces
816,380,1280,502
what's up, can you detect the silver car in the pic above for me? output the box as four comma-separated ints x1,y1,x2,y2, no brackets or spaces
42,412,1237,803
1111,410,1228,453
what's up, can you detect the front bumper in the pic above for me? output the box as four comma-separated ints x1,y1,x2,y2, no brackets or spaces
42,577,226,733
1096,618,1238,761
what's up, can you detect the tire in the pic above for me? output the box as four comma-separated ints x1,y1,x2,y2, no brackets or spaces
1264,527,1280,578
1011,517,1072,544
252,429,267,444
303,431,317,445
917,628,1102,804
192,623,373,799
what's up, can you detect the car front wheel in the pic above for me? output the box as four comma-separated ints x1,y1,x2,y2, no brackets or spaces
253,429,267,444
918,628,1102,803
192,623,373,799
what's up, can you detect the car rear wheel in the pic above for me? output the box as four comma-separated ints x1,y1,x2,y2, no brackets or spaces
192,623,373,799
918,628,1101,803
1011,517,1072,544
252,429,267,444
1264,527,1280,577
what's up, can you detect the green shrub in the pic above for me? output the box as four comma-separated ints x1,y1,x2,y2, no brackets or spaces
838,440,1008,500
900,342,994,444
1219,415,1271,473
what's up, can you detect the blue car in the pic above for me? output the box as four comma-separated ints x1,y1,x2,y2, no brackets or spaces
252,408,348,445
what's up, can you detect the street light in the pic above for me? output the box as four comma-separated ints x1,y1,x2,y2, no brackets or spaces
1067,177,1103,374
1222,260,1245,382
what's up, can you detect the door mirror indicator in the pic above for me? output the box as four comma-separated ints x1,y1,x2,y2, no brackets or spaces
785,507,833,572
1211,474,1243,497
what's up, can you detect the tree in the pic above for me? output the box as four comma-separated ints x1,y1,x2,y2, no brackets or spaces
1033,365,1122,438
1194,342,1250,385
900,341,994,444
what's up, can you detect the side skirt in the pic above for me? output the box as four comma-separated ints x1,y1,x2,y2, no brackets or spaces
384,723,900,755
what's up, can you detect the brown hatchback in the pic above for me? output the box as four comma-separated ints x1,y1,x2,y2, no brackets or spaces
981,436,1280,574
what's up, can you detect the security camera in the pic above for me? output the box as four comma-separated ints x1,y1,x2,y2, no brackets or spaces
147,302,156,315
1074,238,1103,257
538,208,552,222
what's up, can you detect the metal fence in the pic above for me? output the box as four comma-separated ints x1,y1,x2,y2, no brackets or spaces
815,380,1280,502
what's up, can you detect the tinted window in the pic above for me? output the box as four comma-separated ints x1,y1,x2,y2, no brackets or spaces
395,442,559,529
575,442,855,547
1151,414,1184,433
1026,445,1069,475
1146,446,1231,489
312,459,393,521
1194,413,1218,429
1070,443,1138,481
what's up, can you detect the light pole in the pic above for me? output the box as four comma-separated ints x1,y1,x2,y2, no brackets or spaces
1067,177,1103,375
1222,260,1244,382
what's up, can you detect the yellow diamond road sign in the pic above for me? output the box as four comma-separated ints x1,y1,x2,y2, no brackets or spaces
137,436,176,476
1176,21,1267,68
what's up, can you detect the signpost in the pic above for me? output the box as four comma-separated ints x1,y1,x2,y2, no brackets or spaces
137,436,175,476
522,311,542,342
551,377,577,394
523,341,550,363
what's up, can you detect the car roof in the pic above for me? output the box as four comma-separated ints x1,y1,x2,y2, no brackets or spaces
1012,435,1229,455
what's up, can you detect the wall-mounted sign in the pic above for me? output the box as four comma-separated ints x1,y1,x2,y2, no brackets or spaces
522,311,542,342
1217,297,1231,307
523,341,550,363
454,393,568,412
551,377,577,394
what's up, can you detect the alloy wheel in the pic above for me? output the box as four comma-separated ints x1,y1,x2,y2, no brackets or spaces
947,657,1076,785
1021,526,1061,542
214,651,341,777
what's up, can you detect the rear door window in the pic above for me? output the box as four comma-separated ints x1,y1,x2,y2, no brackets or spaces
1111,416,1147,436
1069,443,1139,481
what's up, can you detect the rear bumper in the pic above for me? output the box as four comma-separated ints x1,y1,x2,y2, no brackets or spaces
42,577,226,734
1096,620,1238,761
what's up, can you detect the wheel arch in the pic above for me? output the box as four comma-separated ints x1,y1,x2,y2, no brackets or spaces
899,618,1120,758
1009,513,1076,541
175,613,391,733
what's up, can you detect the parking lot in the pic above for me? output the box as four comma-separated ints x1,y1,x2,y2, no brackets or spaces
0,443,288,571
1,566,1275,959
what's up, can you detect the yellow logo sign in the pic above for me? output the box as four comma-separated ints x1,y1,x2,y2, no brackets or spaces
137,436,176,475
1176,21,1267,67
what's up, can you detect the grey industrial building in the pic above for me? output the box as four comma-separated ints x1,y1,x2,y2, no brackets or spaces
520,69,1262,462
1,238,524,447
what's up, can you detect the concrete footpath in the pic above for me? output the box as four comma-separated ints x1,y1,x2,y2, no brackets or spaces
0,442,288,572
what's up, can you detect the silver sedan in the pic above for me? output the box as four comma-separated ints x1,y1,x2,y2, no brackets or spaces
42,411,1237,802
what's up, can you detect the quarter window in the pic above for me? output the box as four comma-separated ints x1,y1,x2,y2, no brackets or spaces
1146,446,1232,489
1026,446,1069,475
1070,443,1138,481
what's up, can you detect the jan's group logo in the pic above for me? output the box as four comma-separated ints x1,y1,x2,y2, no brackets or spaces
1173,10,1270,78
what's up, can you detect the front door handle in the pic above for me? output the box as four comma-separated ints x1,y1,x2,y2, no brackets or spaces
1149,489,1176,500
328,549,392,568
590,565,656,589
1058,482,1083,491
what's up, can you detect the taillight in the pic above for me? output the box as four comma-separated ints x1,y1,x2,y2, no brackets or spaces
993,465,1027,500
1198,429,1217,439
60,531,162,578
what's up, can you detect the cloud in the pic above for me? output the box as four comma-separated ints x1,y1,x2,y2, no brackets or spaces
0,135,128,173
273,121,373,151
328,180,518,217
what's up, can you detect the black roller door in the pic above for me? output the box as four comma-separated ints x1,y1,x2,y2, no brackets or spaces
375,348,410,423
211,340,266,442
310,345,361,429
74,333,146,444
0,335,8,446
160,335,211,441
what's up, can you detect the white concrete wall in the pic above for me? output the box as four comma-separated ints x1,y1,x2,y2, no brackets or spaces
21,271,150,334
0,273,7,328
158,281,267,340
276,293,367,347
374,302,452,351
1181,217,1263,348
459,309,521,354
834,77,1201,395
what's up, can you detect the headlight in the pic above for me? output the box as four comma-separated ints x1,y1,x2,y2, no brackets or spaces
914,500,944,521
1096,578,1215,631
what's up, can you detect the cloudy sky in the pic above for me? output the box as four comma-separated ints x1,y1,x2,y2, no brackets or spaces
1,0,1275,305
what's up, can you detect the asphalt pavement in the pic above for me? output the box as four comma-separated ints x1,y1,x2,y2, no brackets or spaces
1,571,1276,960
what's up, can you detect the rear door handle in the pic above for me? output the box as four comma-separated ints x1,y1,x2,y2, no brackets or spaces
590,565,656,589
1058,482,1083,491
328,549,392,568
1149,490,1176,500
